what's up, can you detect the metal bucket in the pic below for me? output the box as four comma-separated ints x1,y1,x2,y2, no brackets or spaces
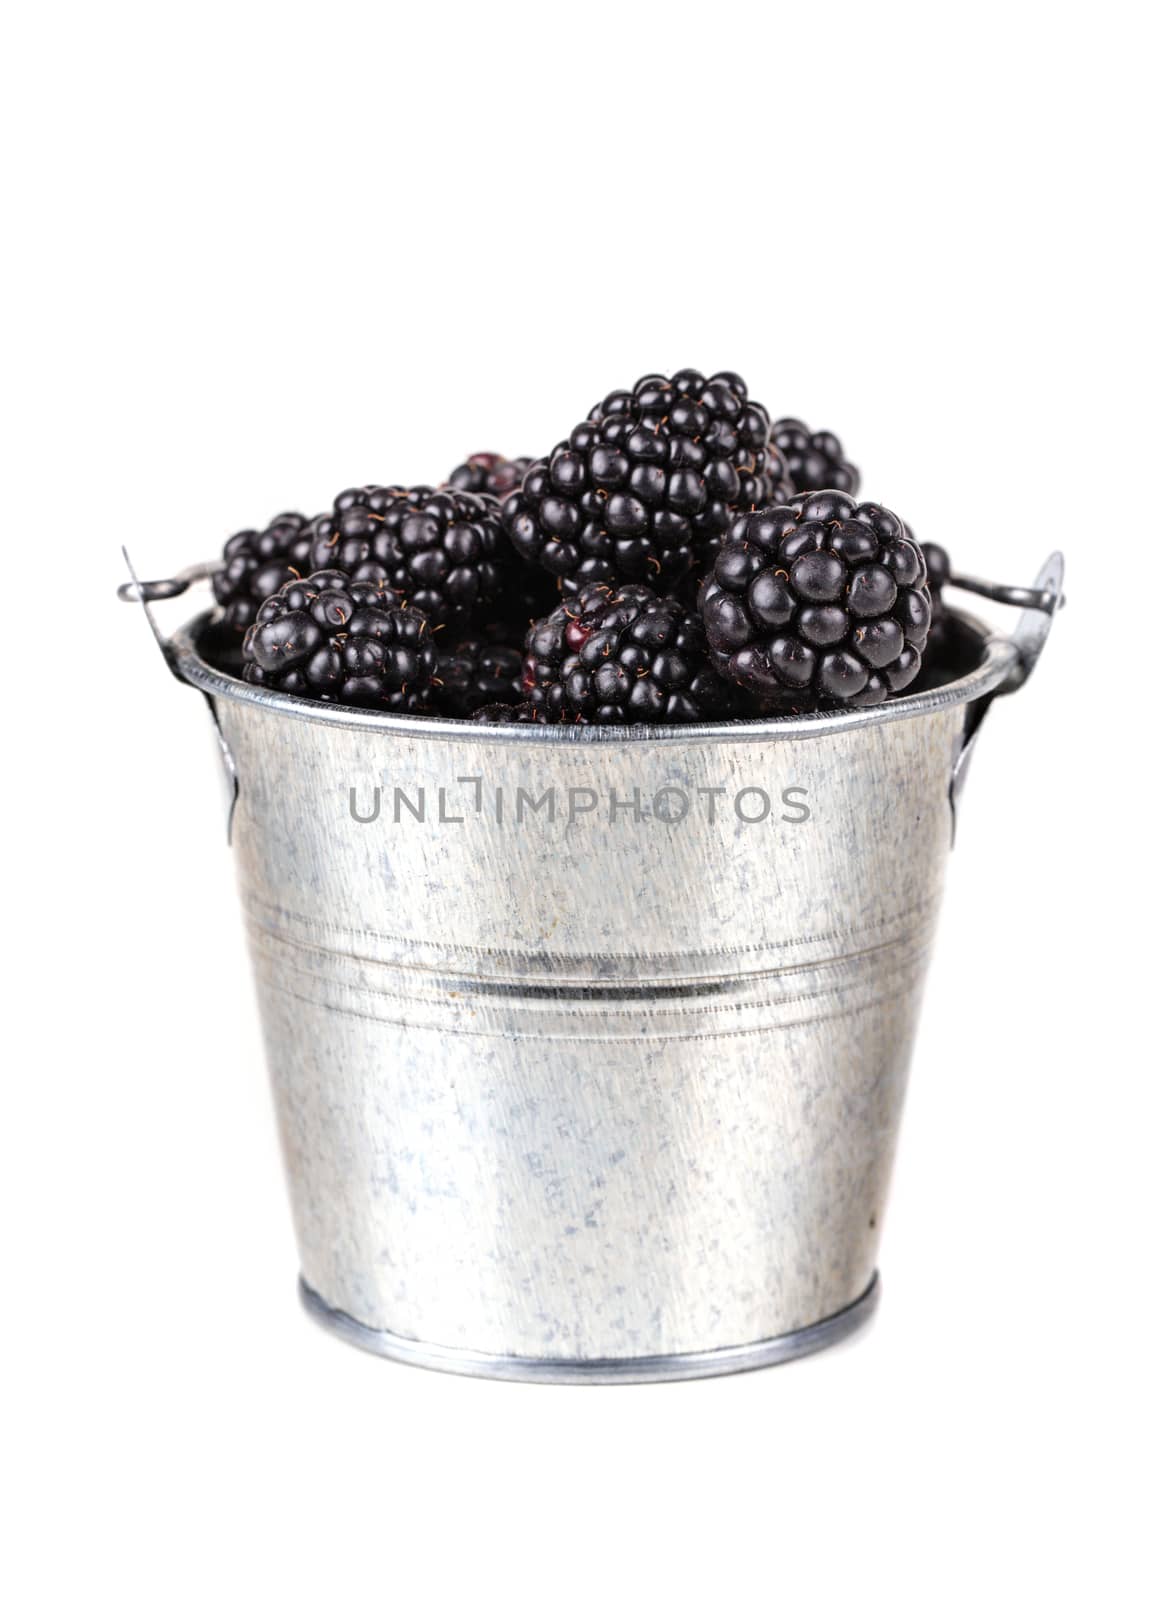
127,553,1062,1382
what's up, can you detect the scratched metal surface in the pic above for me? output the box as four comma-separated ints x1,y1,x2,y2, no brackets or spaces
199,666,974,1366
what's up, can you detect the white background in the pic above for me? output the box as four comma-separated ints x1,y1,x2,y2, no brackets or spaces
4,2,1147,1596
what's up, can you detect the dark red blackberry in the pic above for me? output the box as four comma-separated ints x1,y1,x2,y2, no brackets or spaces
213,511,313,631
242,569,436,711
503,369,789,596
699,491,931,709
435,639,524,718
447,453,533,500
308,485,511,632
770,418,861,496
523,581,738,724
471,701,543,724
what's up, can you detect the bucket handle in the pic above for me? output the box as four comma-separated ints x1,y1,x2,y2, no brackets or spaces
117,558,223,606
949,550,1064,834
119,547,240,845
950,552,1065,693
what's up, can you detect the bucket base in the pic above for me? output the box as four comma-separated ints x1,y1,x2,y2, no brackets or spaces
297,1273,880,1384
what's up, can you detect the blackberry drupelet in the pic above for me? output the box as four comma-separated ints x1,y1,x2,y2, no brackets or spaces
447,453,533,500
770,418,860,496
522,581,737,724
471,701,543,724
308,485,511,632
435,639,524,718
700,491,931,708
503,369,789,596
213,511,313,631
242,569,436,711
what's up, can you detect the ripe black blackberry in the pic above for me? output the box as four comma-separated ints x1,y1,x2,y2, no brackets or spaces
921,539,951,595
700,491,931,708
917,537,954,665
435,639,524,718
213,511,313,631
447,453,533,500
242,569,436,711
522,581,737,724
308,485,511,632
503,369,789,596
770,418,861,496
471,701,543,724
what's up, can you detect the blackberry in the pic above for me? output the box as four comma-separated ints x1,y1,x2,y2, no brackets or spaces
213,511,313,631
770,418,861,496
447,453,533,500
700,491,931,709
308,485,511,632
242,569,436,711
503,369,789,596
523,581,737,724
471,701,542,724
921,539,951,594
918,538,954,666
435,639,524,718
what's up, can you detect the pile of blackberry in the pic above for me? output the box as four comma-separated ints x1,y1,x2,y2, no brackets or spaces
206,367,966,722
503,369,790,596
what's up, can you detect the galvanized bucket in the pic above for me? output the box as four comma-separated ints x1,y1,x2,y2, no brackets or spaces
123,552,1063,1382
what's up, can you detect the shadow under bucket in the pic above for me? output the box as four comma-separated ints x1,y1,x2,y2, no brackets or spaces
128,553,1062,1382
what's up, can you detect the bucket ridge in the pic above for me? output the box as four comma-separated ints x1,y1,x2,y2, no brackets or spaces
247,927,933,1042
238,883,944,980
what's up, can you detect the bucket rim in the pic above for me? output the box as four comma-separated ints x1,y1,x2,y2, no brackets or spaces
168,608,1020,744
